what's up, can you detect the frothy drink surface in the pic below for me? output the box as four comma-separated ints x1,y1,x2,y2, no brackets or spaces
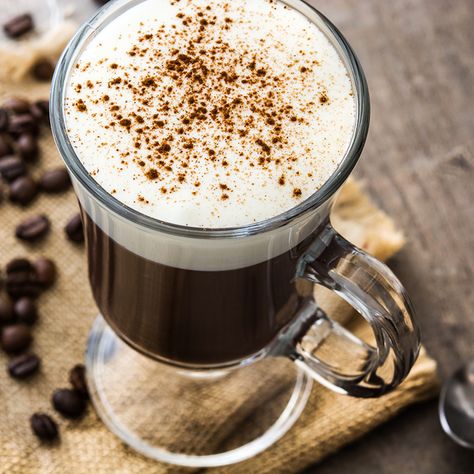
65,0,355,228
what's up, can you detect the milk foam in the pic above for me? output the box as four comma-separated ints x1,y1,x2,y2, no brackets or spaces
65,0,355,228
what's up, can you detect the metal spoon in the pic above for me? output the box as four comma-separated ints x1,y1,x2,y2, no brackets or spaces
439,360,474,448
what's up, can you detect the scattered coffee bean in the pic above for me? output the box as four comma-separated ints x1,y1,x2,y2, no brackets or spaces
40,167,71,193
0,135,13,157
0,156,26,182
30,413,58,441
31,58,54,81
1,324,32,353
5,258,41,299
3,14,34,39
69,364,89,399
0,109,9,133
52,388,87,419
15,214,50,242
16,134,39,161
30,100,49,122
2,97,31,114
34,257,56,288
14,297,38,325
65,213,84,243
9,175,38,205
8,353,40,379
0,296,15,325
8,114,39,137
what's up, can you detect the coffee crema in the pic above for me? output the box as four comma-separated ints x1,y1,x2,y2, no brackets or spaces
65,0,355,228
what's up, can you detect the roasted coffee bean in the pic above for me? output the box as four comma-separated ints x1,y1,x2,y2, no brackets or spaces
1,324,32,353
2,97,31,114
69,364,89,399
9,176,38,205
65,213,84,243
8,353,40,378
5,258,41,299
40,167,71,193
0,296,15,325
30,413,58,441
31,58,54,81
16,134,39,161
0,109,9,132
34,257,56,288
3,14,34,39
14,298,38,325
52,388,87,419
15,214,50,242
0,135,13,157
30,100,49,122
0,156,26,182
8,114,39,137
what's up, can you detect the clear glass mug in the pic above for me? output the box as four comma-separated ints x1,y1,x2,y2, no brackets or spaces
51,0,420,467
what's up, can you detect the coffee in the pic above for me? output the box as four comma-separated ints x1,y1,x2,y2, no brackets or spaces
65,0,354,228
64,0,356,365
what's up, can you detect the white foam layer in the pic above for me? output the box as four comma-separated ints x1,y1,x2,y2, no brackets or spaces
65,0,355,229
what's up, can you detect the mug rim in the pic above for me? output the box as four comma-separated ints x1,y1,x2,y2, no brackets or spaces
50,0,370,239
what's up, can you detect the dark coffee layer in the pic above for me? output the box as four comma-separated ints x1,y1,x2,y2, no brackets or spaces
83,211,320,366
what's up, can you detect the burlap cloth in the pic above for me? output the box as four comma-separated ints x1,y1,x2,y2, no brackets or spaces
0,37,438,474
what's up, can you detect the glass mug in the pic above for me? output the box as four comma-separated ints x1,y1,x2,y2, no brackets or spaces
51,0,420,467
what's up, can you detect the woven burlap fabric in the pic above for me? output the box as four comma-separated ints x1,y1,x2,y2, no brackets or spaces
0,47,438,474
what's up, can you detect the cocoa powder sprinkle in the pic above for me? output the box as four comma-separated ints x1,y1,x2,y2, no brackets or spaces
66,0,353,218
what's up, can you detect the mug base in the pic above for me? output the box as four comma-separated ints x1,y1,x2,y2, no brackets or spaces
85,315,313,468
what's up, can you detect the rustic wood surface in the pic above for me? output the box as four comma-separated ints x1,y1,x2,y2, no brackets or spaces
303,0,474,472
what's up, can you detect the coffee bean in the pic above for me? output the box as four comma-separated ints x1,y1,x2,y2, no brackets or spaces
0,135,13,157
14,298,38,325
40,167,71,193
0,296,15,326
34,257,56,288
30,413,59,441
69,364,89,399
5,258,41,299
0,156,26,182
2,97,31,114
65,213,84,243
52,388,87,419
0,109,9,132
8,353,40,378
15,214,50,242
16,134,39,161
1,324,32,353
9,176,38,205
8,114,39,137
30,100,49,122
31,59,54,81
3,14,34,39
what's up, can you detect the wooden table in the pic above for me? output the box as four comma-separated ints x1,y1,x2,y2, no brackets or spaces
304,0,474,472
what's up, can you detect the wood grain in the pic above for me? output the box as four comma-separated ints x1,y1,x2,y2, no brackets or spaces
304,0,474,472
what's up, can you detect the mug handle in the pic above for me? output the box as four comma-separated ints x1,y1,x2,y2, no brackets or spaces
278,223,421,398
